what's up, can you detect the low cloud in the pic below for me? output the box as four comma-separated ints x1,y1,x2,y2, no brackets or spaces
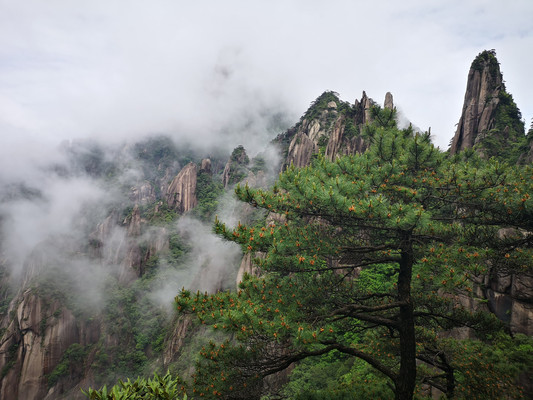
175,216,242,293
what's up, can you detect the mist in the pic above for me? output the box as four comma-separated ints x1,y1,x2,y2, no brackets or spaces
0,0,531,314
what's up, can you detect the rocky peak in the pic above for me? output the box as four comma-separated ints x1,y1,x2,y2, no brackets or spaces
166,163,198,213
200,158,212,174
353,91,373,125
277,91,391,169
449,50,525,159
222,146,250,187
384,92,394,110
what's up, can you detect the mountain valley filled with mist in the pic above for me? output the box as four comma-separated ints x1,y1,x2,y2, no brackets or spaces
0,47,532,400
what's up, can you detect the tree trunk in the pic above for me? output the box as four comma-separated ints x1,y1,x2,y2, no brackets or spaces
395,238,417,400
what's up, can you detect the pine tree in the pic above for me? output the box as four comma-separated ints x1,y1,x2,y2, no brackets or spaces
177,116,533,399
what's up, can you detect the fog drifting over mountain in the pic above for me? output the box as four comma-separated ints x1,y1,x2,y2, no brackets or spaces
0,0,532,283
1,1,532,154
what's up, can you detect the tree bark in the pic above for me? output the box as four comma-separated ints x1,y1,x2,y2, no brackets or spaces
395,235,417,400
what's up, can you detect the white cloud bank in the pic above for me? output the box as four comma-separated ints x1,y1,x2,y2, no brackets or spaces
0,0,531,154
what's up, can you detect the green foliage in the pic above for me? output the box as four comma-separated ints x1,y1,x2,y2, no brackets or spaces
0,341,19,379
0,265,14,315
343,118,359,139
230,145,249,164
165,233,188,266
471,49,500,79
193,171,224,221
425,333,533,399
178,125,533,399
225,146,250,186
317,134,329,149
48,343,88,387
133,135,193,181
250,156,267,174
95,266,180,385
301,91,341,122
83,371,187,400
478,89,526,163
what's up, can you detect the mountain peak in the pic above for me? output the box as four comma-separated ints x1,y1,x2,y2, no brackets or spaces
449,50,525,161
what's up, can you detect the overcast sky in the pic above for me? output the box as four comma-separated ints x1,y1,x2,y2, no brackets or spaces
1,0,532,157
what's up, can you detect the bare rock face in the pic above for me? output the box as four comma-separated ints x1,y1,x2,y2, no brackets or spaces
324,118,346,161
287,132,318,168
0,290,100,400
353,91,373,126
450,50,504,154
126,205,142,237
166,163,198,213
163,315,194,366
384,92,394,110
236,252,263,286
130,181,156,205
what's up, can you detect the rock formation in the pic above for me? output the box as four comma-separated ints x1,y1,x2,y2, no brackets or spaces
448,51,532,336
200,158,212,174
222,146,250,187
0,290,100,400
166,162,198,212
130,181,156,205
450,50,504,154
286,132,317,168
277,91,392,169
449,50,525,161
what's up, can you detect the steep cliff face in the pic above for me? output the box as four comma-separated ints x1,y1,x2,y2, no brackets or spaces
166,162,198,212
450,50,525,161
130,181,156,205
0,289,100,400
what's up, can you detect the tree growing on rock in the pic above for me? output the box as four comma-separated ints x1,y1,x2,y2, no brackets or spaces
177,114,533,399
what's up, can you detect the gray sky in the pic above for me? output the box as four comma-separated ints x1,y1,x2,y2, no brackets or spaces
1,0,532,155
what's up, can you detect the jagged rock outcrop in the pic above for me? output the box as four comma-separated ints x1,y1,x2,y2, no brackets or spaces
486,272,533,335
450,50,526,160
447,52,532,337
166,163,198,212
353,90,373,126
200,158,212,174
277,91,392,169
126,205,142,237
222,146,250,187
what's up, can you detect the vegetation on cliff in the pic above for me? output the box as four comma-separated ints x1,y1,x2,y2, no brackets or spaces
174,111,533,399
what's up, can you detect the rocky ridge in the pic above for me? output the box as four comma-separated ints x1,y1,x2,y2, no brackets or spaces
277,90,394,170
449,50,526,162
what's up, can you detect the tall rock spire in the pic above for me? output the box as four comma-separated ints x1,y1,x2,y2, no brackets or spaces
449,50,525,160
450,50,504,154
